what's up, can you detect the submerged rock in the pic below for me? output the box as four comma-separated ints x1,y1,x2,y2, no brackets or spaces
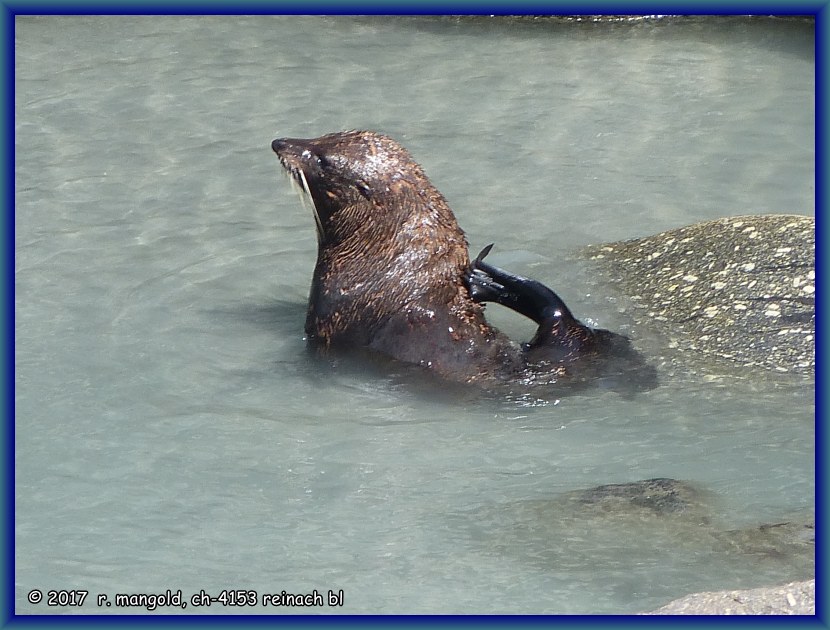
564,477,711,519
566,479,813,571
454,478,813,613
459,476,813,555
716,517,815,563
586,214,815,375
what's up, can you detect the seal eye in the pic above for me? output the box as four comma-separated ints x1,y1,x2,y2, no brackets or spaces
316,155,330,169
355,180,372,196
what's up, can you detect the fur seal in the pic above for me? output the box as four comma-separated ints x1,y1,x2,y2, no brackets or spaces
271,130,655,393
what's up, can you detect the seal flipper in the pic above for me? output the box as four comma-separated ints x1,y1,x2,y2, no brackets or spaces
469,244,576,327
467,246,657,393
468,245,596,361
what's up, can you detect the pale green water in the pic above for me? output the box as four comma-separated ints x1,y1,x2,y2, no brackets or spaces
15,15,814,614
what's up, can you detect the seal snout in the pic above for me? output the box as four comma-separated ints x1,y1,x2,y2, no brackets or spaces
271,138,287,154
272,137,315,156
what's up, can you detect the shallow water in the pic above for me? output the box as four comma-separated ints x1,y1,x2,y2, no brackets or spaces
15,15,814,614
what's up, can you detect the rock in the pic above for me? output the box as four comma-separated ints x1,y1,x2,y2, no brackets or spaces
642,579,815,615
564,477,711,519
586,215,815,375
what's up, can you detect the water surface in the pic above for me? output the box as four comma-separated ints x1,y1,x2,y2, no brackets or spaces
15,15,814,614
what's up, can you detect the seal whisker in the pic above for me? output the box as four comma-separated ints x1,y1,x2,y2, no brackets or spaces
298,168,325,242
282,167,309,210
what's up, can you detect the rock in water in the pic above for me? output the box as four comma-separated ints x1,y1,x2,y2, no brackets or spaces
586,215,815,375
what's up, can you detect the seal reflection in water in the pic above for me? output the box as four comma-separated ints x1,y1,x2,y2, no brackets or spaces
271,131,656,395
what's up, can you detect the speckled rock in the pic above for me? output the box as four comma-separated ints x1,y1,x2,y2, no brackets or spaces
642,579,815,615
586,215,815,375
